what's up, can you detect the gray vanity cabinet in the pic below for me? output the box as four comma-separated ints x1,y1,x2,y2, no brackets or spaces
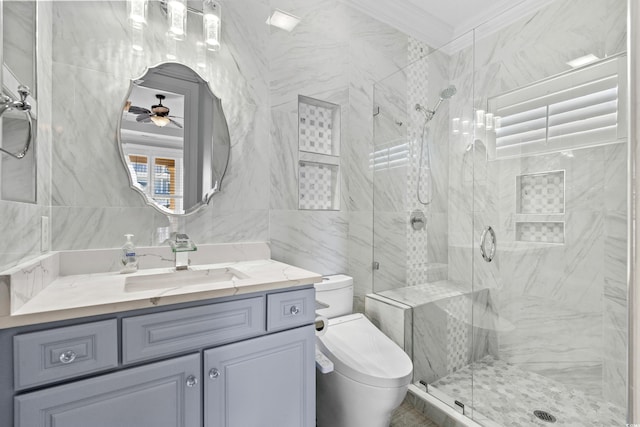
8,286,316,427
204,326,315,427
15,353,201,427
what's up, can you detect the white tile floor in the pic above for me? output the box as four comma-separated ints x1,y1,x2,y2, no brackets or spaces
429,356,626,427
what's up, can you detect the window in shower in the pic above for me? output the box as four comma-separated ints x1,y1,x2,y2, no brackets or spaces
486,54,627,160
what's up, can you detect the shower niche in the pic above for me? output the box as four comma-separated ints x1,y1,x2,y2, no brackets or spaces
297,95,341,210
515,170,565,244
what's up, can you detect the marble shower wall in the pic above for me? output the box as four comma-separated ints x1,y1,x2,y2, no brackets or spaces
447,0,628,405
0,2,52,272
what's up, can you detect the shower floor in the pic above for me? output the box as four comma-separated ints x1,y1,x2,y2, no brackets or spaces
427,356,625,427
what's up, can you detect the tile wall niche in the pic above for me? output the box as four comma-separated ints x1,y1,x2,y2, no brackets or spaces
268,0,411,307
297,95,341,211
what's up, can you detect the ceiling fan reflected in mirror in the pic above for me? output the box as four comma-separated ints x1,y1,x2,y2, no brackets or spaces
125,94,183,128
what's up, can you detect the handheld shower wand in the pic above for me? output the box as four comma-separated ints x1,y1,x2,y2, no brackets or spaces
415,85,457,205
415,85,457,123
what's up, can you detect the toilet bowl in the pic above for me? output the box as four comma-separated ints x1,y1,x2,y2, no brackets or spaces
315,275,413,427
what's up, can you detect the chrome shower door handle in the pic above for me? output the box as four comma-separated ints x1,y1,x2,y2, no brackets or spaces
479,226,496,262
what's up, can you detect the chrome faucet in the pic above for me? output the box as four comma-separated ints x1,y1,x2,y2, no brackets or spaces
170,233,197,271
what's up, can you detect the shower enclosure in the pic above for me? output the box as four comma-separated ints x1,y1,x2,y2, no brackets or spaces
370,0,629,425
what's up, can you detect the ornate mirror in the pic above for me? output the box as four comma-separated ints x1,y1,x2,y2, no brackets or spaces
117,62,230,215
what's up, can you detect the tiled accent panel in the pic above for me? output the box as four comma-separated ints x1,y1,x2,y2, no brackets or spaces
298,162,339,210
404,38,449,287
515,222,565,244
445,296,469,373
411,288,495,385
517,171,565,214
298,99,336,156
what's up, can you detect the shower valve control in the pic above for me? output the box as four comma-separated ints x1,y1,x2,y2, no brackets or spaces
410,210,426,231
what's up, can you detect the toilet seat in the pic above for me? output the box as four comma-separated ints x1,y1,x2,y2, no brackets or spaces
317,313,413,388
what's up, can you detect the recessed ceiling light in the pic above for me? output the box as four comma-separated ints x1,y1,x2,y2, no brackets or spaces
266,9,301,32
567,54,600,68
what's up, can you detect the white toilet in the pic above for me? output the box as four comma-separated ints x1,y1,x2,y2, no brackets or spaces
314,275,413,427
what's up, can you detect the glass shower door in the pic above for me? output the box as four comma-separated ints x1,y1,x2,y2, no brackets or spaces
371,33,477,418
469,0,629,425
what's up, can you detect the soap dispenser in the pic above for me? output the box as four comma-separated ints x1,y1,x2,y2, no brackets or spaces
120,234,138,274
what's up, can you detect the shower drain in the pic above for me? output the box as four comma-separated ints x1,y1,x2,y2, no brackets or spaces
533,410,557,423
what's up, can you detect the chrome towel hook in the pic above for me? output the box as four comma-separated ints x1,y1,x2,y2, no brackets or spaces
0,85,33,160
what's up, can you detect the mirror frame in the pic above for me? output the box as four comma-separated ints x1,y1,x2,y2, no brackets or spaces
116,62,230,216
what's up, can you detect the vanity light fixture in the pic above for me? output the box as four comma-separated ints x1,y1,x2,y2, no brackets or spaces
266,9,301,32
566,53,600,68
203,0,221,52
167,0,187,40
128,0,148,26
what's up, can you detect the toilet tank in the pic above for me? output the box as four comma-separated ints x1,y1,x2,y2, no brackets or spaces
314,274,353,318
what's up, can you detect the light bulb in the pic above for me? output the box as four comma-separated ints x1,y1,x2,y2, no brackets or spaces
128,0,148,25
203,0,221,51
167,0,186,40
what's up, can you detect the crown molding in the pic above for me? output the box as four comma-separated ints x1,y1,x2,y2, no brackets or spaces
343,0,559,54
341,0,454,49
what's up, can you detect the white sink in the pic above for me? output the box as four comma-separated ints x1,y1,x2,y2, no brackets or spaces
125,267,249,292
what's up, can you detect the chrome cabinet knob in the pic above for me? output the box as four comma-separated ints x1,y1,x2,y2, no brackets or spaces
290,305,300,315
59,350,77,364
186,375,198,387
209,368,220,379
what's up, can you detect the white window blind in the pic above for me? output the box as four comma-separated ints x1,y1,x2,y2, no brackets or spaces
486,54,626,160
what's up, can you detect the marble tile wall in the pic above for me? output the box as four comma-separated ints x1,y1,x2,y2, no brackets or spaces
446,0,628,405
47,0,271,253
0,0,412,316
268,0,410,310
0,1,52,272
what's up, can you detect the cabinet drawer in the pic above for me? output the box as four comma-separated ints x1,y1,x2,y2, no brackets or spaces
123,297,265,364
13,319,118,391
267,288,315,332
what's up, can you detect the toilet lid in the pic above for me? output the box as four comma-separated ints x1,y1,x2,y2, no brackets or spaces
317,313,413,388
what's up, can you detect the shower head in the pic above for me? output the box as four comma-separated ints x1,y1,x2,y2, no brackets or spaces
415,85,457,122
440,85,457,100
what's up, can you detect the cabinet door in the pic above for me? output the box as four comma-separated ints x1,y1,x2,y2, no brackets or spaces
204,326,315,427
15,354,201,427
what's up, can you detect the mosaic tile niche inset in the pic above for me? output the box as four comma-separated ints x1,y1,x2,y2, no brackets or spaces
298,95,340,156
298,161,339,210
517,170,565,214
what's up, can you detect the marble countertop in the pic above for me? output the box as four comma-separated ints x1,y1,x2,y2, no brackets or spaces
0,244,322,329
